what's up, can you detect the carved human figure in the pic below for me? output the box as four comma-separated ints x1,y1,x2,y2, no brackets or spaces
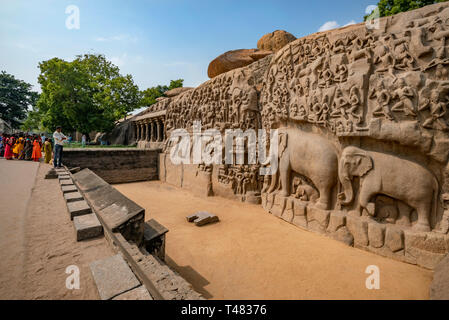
370,81,394,121
391,78,417,117
338,146,439,232
419,90,449,131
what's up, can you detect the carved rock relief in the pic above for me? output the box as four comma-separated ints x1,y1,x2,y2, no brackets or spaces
145,3,449,268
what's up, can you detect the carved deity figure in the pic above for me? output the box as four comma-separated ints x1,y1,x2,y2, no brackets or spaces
419,90,449,131
370,81,394,121
391,78,417,117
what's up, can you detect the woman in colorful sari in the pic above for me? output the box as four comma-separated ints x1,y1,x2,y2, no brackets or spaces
31,137,42,162
16,138,25,160
12,136,21,159
4,135,14,160
42,138,53,163
24,138,33,161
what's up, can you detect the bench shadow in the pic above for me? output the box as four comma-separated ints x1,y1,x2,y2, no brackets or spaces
165,255,214,299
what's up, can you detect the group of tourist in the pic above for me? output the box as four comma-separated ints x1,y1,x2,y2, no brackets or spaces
0,126,67,168
0,133,52,162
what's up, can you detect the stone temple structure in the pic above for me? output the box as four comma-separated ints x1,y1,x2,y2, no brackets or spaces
126,3,449,269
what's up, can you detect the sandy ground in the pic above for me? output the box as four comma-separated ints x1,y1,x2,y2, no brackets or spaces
115,181,434,300
0,159,114,299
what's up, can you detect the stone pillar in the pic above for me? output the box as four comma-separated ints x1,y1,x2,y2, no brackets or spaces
145,122,150,141
140,123,144,141
156,119,161,142
151,121,156,142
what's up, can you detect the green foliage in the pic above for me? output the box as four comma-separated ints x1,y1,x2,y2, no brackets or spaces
364,0,448,20
140,79,184,106
35,54,141,134
0,71,38,129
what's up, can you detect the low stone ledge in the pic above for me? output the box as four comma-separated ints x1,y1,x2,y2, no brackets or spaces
72,168,145,246
263,192,449,269
90,254,141,300
73,213,103,241
113,233,203,300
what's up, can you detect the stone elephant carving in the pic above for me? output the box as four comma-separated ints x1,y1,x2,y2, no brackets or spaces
338,146,439,232
267,128,339,210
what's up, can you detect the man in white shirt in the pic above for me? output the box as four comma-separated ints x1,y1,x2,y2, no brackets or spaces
53,126,67,168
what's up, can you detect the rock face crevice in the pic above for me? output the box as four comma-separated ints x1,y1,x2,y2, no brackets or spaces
135,3,449,269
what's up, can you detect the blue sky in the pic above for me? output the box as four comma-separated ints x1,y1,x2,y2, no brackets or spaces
0,0,376,93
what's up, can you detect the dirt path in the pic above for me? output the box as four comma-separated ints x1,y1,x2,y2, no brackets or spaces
0,159,39,299
115,181,434,300
0,160,114,299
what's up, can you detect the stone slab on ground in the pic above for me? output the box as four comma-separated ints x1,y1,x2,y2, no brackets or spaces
67,200,92,220
64,191,84,203
112,285,153,300
430,255,449,300
61,185,78,194
55,168,67,173
187,212,219,226
90,254,141,300
73,213,103,241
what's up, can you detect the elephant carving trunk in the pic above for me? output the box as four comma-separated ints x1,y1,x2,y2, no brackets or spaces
338,158,354,205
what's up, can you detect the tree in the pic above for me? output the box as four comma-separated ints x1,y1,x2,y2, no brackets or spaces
0,71,38,129
36,54,141,134
140,79,184,106
365,0,448,20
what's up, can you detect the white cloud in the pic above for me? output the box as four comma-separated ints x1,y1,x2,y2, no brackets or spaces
318,20,358,32
318,21,339,32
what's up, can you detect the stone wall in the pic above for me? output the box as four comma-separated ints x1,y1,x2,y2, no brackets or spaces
63,149,159,184
139,3,449,269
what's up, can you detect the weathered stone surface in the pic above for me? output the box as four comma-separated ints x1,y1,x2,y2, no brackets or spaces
67,200,92,220
64,149,159,184
346,217,369,247
72,169,145,246
270,195,287,217
331,226,354,246
164,87,194,97
307,207,330,233
405,231,448,269
59,179,74,186
208,49,272,78
187,212,219,226
90,254,140,300
61,185,78,194
430,255,449,300
257,30,296,52
64,191,84,203
327,211,346,233
385,227,404,252
281,199,294,223
368,223,386,249
73,213,103,241
112,285,153,300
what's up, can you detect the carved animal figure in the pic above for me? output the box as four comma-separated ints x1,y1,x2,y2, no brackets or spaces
338,146,439,232
267,128,339,210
